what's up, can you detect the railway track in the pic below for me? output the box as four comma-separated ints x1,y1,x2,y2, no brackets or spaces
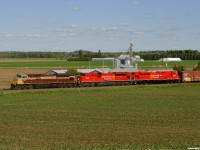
0,82,189,94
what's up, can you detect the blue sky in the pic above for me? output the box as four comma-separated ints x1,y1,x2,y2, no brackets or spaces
0,0,200,52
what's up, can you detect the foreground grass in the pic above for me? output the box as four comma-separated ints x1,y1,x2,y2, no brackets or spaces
0,84,200,149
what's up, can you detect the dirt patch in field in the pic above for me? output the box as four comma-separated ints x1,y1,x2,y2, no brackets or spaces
0,68,49,89
0,58,63,62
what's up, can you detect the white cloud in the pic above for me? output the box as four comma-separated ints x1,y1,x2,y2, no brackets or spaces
133,0,140,5
163,16,176,20
108,37,115,41
119,22,130,27
135,31,144,35
70,6,81,12
24,34,41,39
66,24,79,28
90,26,118,32
0,32,13,38
144,13,157,19
168,26,183,32
90,27,106,32
106,27,118,32
69,33,78,37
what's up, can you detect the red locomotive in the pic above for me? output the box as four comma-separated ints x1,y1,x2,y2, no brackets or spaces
78,71,132,86
133,70,180,84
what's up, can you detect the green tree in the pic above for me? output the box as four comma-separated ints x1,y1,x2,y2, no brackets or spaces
193,61,200,71
98,49,102,57
78,50,83,58
67,68,79,75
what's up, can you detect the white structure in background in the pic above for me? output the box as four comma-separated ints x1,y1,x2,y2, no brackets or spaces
158,58,182,69
158,58,182,62
77,68,111,74
92,58,114,61
114,44,144,70
91,44,144,72
92,58,115,68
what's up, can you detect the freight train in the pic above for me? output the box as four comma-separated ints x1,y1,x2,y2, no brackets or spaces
10,69,200,90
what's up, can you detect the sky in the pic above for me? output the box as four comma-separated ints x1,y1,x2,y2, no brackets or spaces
0,0,200,52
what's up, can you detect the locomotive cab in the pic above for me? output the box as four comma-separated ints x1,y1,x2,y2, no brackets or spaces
16,74,28,79
11,74,28,89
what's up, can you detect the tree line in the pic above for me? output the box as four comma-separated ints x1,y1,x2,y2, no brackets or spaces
0,49,200,60
135,50,200,60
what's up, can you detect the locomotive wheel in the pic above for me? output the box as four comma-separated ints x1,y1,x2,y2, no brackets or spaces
58,84,65,88
26,85,34,89
11,85,16,90
18,85,25,90
91,83,95,87
67,84,74,88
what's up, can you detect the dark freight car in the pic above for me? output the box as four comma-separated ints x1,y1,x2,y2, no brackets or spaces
181,71,200,82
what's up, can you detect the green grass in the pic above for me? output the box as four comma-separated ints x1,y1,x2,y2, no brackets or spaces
0,84,200,149
0,60,113,69
0,59,198,69
138,60,199,68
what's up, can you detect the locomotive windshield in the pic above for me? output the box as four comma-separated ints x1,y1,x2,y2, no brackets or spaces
16,74,28,78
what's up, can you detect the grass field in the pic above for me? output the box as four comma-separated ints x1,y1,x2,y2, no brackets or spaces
0,58,198,69
0,58,113,69
138,60,199,69
0,84,200,149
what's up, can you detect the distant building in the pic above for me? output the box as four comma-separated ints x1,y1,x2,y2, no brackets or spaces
77,68,110,73
158,58,182,62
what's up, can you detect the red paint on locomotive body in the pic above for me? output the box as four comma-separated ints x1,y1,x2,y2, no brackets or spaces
78,72,133,83
133,70,180,81
78,72,115,83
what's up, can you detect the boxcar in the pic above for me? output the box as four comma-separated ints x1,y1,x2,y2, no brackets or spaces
181,71,200,82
